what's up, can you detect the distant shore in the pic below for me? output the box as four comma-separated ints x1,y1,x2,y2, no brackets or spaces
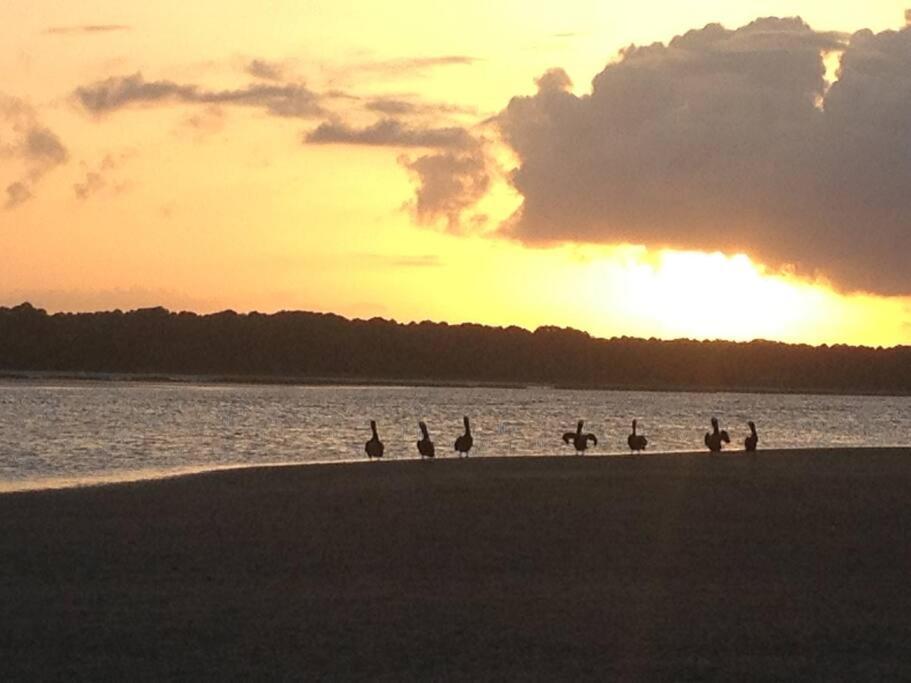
3,369,911,398
3,449,911,679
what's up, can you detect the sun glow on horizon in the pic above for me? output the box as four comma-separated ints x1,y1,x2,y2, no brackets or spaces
565,247,910,346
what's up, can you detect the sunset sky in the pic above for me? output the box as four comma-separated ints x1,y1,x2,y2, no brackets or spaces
2,1,911,346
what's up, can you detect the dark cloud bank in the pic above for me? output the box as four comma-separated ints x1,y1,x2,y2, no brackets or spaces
298,17,911,294
496,17,911,295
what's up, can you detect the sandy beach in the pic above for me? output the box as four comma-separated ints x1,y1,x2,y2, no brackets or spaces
2,449,911,680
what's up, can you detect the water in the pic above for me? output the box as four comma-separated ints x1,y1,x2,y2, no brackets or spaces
1,380,909,491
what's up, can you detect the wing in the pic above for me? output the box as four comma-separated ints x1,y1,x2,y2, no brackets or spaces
562,432,575,444
587,434,598,446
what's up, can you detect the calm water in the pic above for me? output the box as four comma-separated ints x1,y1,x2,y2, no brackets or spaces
1,380,909,491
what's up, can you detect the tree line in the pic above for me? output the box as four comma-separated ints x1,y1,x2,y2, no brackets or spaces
1,302,909,394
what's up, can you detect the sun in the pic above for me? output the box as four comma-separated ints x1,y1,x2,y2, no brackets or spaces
637,251,810,341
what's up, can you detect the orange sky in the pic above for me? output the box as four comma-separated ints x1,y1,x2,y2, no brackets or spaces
1,1,910,346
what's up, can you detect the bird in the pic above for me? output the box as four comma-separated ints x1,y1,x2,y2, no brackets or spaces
365,420,384,459
562,420,597,455
704,417,731,453
745,421,759,452
627,419,648,453
417,421,435,459
454,416,473,457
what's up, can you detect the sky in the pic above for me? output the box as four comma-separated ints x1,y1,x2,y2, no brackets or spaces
2,1,911,346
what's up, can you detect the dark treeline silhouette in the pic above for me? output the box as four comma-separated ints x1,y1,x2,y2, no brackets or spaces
1,302,910,395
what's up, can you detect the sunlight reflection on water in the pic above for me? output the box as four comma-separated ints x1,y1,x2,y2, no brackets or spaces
1,380,910,490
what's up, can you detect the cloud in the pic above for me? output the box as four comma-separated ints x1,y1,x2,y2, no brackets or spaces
400,148,490,231
5,182,31,209
73,153,127,200
45,25,131,35
1,95,69,209
74,72,324,118
356,55,477,76
306,119,475,148
365,98,475,116
74,73,195,112
24,127,68,166
246,59,285,81
494,16,911,294
75,58,477,121
182,105,227,136
304,105,490,230
73,171,104,200
365,99,415,115
534,68,573,93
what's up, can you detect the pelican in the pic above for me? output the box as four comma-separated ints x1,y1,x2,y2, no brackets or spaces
562,420,597,455
417,421,435,459
365,420,384,459
627,419,648,453
704,417,730,453
454,416,473,457
745,421,759,452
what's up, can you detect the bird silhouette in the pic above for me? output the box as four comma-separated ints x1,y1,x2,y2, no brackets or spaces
562,420,597,455
365,420,384,459
744,421,759,452
704,417,730,453
627,419,648,453
454,416,473,457
417,421,435,459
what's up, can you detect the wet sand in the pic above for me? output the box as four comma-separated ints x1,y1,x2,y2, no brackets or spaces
2,449,911,680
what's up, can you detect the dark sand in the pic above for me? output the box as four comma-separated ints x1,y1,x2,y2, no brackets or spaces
2,449,911,680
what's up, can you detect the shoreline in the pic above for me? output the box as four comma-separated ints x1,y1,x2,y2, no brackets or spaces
3,370,911,398
3,446,910,495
